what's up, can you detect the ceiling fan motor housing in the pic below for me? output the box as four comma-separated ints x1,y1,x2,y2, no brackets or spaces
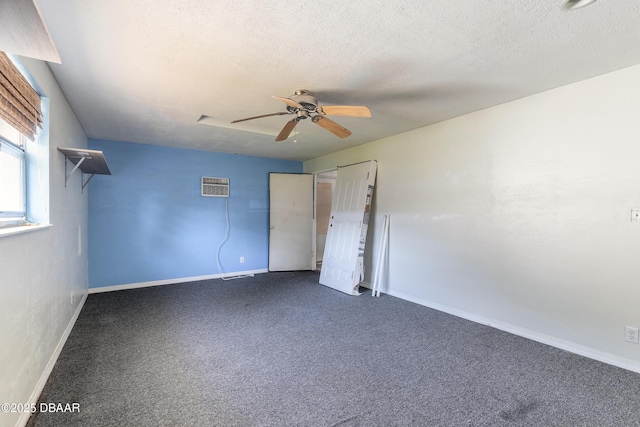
288,89,318,112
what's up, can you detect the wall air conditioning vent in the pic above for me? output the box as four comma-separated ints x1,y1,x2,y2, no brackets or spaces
201,176,229,197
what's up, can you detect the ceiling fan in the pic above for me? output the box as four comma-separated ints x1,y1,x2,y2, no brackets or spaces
231,89,371,142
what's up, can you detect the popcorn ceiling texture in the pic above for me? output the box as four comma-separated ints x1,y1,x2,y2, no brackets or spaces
35,0,640,161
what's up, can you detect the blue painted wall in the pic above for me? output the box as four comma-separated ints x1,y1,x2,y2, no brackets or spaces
88,139,302,288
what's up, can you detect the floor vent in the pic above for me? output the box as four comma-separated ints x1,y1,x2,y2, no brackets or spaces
201,176,230,197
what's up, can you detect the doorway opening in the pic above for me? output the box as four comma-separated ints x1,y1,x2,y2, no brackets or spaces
314,169,337,270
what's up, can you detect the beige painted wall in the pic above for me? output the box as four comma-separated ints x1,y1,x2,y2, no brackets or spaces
304,64,640,370
0,57,88,427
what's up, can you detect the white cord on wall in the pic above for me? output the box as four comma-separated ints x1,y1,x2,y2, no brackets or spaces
215,197,252,281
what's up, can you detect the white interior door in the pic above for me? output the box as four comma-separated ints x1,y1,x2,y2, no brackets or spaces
269,173,313,271
320,161,377,294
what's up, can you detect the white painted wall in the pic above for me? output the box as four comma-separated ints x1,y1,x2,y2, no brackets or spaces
304,64,640,370
0,58,88,427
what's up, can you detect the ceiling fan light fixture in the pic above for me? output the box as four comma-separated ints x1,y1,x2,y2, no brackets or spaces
560,0,598,10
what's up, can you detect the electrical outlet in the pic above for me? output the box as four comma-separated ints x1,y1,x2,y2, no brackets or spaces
240,256,245,264
625,326,639,344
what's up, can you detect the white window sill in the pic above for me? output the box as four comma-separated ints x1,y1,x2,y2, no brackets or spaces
0,223,52,238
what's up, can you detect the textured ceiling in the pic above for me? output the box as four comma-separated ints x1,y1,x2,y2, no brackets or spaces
34,0,640,161
0,0,60,63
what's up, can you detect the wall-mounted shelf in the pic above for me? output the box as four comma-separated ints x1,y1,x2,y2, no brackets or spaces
58,147,111,192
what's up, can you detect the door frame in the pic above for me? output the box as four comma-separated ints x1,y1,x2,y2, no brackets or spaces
312,168,338,271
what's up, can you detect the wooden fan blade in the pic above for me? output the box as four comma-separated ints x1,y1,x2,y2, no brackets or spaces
317,105,371,117
312,116,352,139
272,95,303,109
275,118,299,141
231,111,290,123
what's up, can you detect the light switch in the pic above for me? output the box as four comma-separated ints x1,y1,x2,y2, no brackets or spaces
631,209,640,222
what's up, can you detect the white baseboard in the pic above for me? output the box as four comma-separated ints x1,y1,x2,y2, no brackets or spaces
387,289,640,374
88,269,269,294
17,291,88,427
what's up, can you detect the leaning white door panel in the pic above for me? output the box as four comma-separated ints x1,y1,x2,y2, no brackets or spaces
269,173,313,271
320,161,377,294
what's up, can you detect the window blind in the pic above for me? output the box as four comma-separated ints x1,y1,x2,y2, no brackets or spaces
0,52,42,140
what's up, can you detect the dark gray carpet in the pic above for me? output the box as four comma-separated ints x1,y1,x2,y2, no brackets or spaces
27,271,640,426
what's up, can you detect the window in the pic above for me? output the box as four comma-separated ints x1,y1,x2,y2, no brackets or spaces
0,119,26,224
0,51,45,232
